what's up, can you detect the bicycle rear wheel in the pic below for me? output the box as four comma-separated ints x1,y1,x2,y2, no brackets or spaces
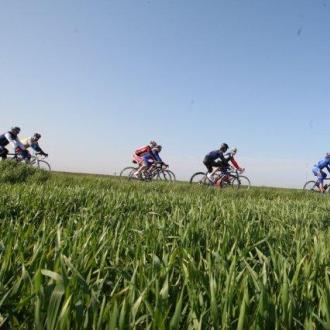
303,180,318,191
120,166,138,177
190,172,209,185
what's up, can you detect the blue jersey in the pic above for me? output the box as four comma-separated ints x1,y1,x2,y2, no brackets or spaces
314,158,330,171
151,150,162,162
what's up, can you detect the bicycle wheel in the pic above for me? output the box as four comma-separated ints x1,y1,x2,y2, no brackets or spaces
303,180,318,191
165,170,176,181
236,175,251,189
37,160,51,171
156,170,172,181
120,166,137,177
189,172,209,185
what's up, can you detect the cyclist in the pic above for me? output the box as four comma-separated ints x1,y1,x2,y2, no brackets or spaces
203,143,229,182
216,147,245,185
0,127,28,160
133,144,167,178
312,153,330,193
21,133,48,157
150,145,168,166
224,148,245,172
132,140,158,165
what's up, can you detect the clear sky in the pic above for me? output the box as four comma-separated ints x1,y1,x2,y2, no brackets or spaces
1,0,329,187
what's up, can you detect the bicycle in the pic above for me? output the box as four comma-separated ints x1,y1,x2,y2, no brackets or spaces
303,179,330,193
7,152,51,171
190,167,250,189
120,162,175,182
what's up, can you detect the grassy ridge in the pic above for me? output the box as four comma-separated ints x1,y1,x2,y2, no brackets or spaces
0,172,330,329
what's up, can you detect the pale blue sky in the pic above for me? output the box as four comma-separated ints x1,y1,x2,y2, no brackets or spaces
1,0,329,187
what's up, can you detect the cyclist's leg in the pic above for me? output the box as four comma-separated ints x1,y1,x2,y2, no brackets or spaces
313,167,325,192
203,157,213,173
134,154,152,176
203,157,216,182
214,166,229,186
0,146,8,160
17,149,31,163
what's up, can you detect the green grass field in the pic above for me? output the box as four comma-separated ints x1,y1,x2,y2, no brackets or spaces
0,164,330,329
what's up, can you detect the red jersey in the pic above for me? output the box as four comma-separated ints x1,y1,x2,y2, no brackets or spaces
135,145,152,156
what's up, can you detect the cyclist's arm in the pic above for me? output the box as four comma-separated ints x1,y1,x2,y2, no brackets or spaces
5,133,25,150
230,157,242,170
31,142,47,155
218,152,226,163
152,151,163,163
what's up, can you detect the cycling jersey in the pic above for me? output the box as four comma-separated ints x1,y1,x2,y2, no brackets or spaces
312,158,330,184
205,150,226,162
0,132,25,150
314,158,330,171
151,150,162,163
21,137,43,153
224,152,241,170
135,145,152,156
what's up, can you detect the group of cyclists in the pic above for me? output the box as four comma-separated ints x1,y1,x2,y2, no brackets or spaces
2,126,330,193
131,140,244,185
0,127,48,162
131,140,330,192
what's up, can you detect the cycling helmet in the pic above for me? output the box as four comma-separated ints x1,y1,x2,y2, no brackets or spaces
153,145,162,152
33,133,41,140
10,127,21,135
149,140,157,147
230,147,238,155
326,153,330,159
220,143,229,151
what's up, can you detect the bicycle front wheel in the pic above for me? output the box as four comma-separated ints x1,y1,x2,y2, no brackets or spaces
37,160,51,171
155,170,172,181
236,175,251,189
166,170,176,182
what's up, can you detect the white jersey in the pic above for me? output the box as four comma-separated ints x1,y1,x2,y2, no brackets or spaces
21,137,34,148
4,132,25,150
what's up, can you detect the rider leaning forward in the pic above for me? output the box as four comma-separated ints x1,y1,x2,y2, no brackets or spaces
21,133,48,157
132,141,168,178
312,153,330,193
0,128,48,162
203,143,244,183
0,127,28,160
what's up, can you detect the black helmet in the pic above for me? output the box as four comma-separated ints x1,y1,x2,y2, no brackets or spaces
149,140,157,147
10,127,21,135
220,143,229,151
33,133,41,140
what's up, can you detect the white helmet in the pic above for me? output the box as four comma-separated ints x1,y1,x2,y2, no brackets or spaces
230,147,237,155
